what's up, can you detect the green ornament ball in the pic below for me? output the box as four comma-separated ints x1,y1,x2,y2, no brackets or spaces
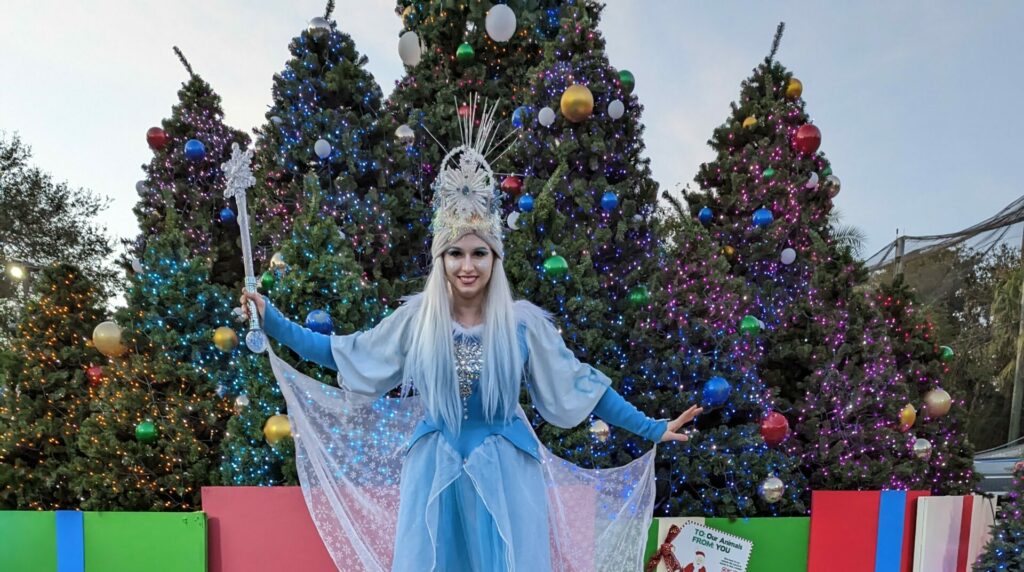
456,42,475,64
628,285,651,307
543,255,569,278
739,315,762,334
763,168,777,180
260,270,275,290
939,345,955,362
135,421,158,444
618,70,635,95
822,166,833,176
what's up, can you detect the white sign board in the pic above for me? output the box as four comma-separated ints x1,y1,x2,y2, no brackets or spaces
672,522,753,572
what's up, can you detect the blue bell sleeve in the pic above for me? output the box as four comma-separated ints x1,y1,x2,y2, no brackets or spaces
263,294,422,399
515,300,613,428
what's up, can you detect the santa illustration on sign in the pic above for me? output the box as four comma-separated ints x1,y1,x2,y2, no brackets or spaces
684,551,707,572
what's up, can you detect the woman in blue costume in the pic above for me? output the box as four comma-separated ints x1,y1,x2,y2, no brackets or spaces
240,102,701,572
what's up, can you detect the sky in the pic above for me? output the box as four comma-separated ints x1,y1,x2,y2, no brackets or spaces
1,1,1021,260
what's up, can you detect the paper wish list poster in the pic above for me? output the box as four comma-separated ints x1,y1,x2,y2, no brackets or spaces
673,522,752,572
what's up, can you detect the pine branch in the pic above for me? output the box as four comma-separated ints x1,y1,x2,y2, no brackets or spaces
661,190,686,220
173,46,195,78
767,22,785,63
325,0,335,19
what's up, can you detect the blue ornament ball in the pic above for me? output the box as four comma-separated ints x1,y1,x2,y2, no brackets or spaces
183,139,206,161
702,376,732,407
752,207,774,228
305,309,333,335
600,191,619,212
511,106,529,129
518,194,534,213
698,206,713,225
219,207,236,224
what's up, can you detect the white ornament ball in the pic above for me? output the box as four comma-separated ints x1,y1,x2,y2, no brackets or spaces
398,31,422,66
131,258,143,274
485,4,517,42
270,116,283,125
507,211,521,230
780,248,797,265
314,138,332,159
234,394,250,412
395,124,416,144
805,172,819,189
538,107,556,127
607,99,625,120
135,181,148,195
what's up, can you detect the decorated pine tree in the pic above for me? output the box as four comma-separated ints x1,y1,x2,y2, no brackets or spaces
132,47,251,286
683,24,930,490
612,196,807,517
498,0,661,465
73,211,238,509
69,51,248,509
248,1,398,295
220,5,401,485
220,174,380,485
873,278,976,493
0,263,108,509
973,461,1024,571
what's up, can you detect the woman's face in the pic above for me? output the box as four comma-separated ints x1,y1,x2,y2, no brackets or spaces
442,234,495,302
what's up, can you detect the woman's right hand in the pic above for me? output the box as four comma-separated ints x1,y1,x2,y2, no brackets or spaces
239,289,266,321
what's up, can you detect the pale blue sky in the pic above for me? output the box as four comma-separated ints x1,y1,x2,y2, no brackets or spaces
1,1,1020,259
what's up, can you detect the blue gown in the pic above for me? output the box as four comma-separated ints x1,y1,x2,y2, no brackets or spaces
262,294,665,572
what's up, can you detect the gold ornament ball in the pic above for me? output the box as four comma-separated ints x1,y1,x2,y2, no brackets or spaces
722,245,736,260
786,78,803,99
923,388,952,418
213,326,239,352
590,419,610,442
742,116,757,128
264,414,292,445
560,84,594,123
92,321,127,357
899,403,917,432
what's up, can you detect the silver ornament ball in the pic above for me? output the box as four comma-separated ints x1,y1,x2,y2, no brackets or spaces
759,476,785,504
308,17,331,39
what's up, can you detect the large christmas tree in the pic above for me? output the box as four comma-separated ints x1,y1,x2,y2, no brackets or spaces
684,25,970,493
499,0,664,466
220,4,396,485
71,51,248,509
683,25,946,490
0,263,108,509
617,196,807,517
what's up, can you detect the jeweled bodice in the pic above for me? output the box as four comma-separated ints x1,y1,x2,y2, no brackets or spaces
453,328,483,420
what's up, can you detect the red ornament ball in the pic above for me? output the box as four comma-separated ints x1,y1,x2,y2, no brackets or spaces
760,412,790,447
500,175,523,196
146,127,169,151
86,365,104,386
793,124,821,155
458,104,471,118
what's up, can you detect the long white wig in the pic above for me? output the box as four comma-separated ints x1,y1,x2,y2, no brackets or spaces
406,239,523,437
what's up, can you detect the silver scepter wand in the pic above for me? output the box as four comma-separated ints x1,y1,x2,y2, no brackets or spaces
221,142,268,354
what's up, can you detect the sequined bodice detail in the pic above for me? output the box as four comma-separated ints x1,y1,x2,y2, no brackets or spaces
454,334,483,420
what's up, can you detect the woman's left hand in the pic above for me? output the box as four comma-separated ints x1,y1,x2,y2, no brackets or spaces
659,405,704,443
